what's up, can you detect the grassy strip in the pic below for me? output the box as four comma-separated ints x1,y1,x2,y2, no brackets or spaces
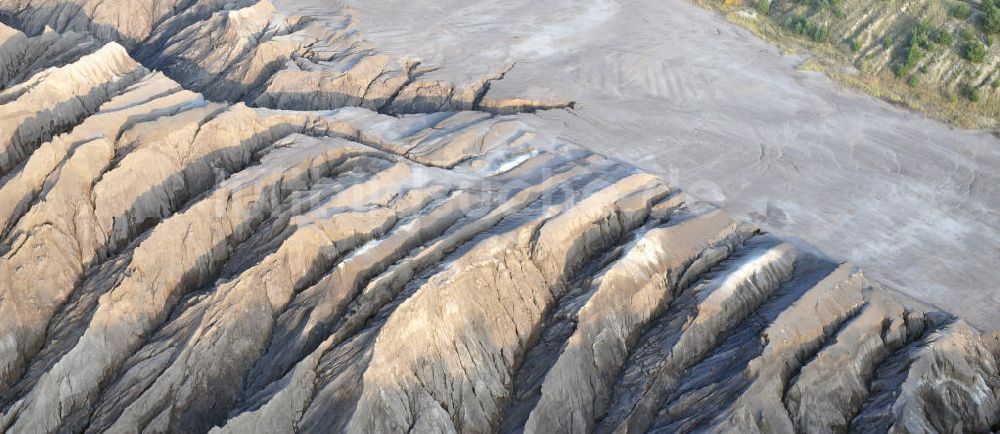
692,0,1000,129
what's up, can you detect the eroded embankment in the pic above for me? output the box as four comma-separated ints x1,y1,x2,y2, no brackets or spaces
0,2,573,115
0,8,997,434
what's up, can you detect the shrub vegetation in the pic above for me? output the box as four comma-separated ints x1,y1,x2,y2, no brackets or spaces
785,14,831,42
960,82,981,101
962,35,987,62
894,20,932,76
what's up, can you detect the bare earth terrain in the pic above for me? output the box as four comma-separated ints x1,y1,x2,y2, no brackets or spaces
0,0,997,432
335,0,1000,328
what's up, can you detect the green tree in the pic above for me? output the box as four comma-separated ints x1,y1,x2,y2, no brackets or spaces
784,15,829,42
930,29,954,45
912,19,932,48
811,25,831,42
983,2,1000,34
895,44,924,76
952,2,971,20
895,22,931,76
963,38,987,62
757,0,771,15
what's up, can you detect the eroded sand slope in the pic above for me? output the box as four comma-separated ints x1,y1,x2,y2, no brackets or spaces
336,0,1000,329
0,1,998,433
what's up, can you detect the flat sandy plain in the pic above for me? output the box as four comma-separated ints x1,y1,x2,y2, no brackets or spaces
272,0,1000,328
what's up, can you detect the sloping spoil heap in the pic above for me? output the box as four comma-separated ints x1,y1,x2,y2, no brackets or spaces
0,1,998,433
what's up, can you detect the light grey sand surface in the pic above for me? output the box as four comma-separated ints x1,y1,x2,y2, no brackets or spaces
287,0,1000,327
3,2,999,430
